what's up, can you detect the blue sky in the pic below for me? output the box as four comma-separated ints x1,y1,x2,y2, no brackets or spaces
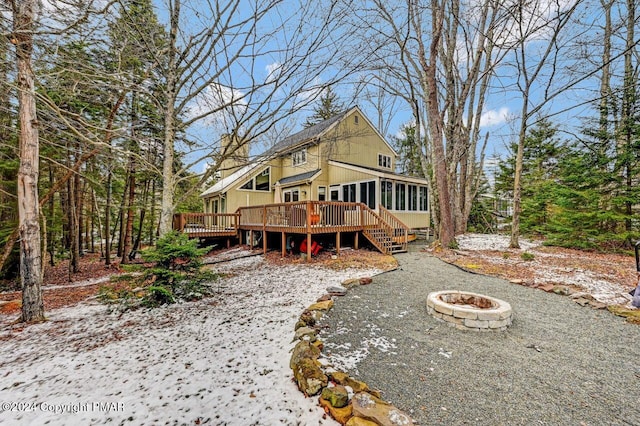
146,0,626,174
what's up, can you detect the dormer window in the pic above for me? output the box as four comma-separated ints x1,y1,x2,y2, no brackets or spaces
292,148,307,166
378,154,392,169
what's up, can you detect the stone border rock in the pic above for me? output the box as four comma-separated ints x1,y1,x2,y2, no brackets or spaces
290,276,415,426
426,290,513,331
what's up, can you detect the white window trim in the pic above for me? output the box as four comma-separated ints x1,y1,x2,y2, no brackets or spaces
238,167,271,192
292,148,307,167
378,153,392,169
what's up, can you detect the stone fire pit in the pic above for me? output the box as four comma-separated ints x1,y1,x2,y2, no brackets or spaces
426,290,512,331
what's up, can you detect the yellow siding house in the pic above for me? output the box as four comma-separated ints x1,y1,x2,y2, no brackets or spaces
201,106,430,229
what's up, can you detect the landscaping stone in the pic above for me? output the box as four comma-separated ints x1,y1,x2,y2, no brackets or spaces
351,392,413,426
346,417,379,426
539,283,555,292
327,286,348,296
293,358,328,396
342,278,361,288
290,341,320,369
299,310,318,327
294,326,317,342
553,286,570,295
307,300,334,311
319,397,353,424
359,277,373,285
317,294,333,302
321,385,349,408
294,320,307,330
329,372,380,397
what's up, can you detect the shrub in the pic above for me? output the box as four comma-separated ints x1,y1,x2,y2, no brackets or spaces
521,252,535,261
141,232,218,305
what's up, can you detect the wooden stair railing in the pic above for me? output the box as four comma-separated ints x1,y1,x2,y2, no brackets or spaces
360,204,409,254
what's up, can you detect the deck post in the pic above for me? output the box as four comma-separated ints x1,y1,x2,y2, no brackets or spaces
263,231,267,255
281,232,286,258
249,230,253,248
336,232,340,255
354,231,359,250
306,201,312,262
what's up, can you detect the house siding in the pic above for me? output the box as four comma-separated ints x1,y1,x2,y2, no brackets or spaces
324,110,396,170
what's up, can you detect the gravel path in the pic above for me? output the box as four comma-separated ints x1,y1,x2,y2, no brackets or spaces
319,244,640,425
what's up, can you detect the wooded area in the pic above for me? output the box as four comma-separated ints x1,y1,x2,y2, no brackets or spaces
0,0,638,321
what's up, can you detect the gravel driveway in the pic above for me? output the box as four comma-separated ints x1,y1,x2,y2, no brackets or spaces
319,244,640,425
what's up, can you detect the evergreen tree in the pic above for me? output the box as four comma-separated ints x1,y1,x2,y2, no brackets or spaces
304,87,345,127
495,119,565,236
392,124,425,177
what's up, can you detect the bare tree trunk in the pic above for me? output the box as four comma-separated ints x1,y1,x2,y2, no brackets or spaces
424,0,455,247
621,0,635,233
133,179,150,253
48,165,55,266
104,159,112,265
13,0,44,322
116,177,128,258
121,157,136,263
158,0,180,236
149,178,156,245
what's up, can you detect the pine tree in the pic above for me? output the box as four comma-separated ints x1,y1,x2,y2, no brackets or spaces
495,119,565,236
304,87,345,127
392,124,425,177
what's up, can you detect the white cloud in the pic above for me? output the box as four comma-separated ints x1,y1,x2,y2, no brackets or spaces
190,83,248,131
480,107,510,127
265,62,281,83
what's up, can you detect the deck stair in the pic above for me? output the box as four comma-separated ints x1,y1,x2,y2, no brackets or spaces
361,205,410,255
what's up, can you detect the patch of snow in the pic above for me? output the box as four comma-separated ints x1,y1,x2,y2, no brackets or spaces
438,348,452,359
0,251,381,426
456,233,541,251
536,269,630,304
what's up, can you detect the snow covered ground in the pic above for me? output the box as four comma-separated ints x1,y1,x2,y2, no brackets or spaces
0,249,381,425
455,233,634,305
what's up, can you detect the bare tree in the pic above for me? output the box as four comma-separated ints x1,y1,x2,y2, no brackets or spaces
348,0,509,246
508,0,581,248
156,0,361,235
3,0,44,322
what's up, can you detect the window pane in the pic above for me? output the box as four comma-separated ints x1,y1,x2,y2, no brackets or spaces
367,181,376,209
292,190,299,202
284,192,291,202
395,183,405,210
318,186,326,201
408,185,418,211
381,180,392,209
240,179,253,190
419,187,428,211
255,168,270,191
330,188,340,201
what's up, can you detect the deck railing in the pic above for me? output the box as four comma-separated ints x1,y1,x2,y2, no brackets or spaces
379,205,410,243
237,201,367,231
174,201,410,254
172,212,240,234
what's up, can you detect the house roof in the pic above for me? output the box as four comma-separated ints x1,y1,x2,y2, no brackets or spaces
200,163,260,197
264,109,350,157
277,169,321,186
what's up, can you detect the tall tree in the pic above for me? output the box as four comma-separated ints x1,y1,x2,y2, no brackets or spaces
304,86,345,127
5,0,44,322
348,0,506,246
156,0,359,235
508,0,582,248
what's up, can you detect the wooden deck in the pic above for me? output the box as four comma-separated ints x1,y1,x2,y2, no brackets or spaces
173,201,410,257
